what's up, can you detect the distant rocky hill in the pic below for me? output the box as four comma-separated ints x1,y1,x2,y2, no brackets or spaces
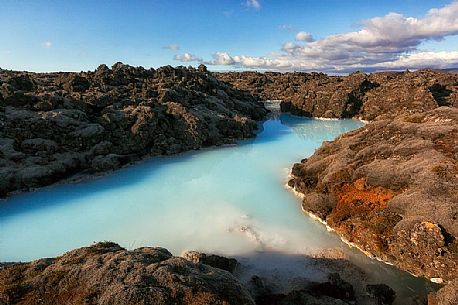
216,69,458,120
0,63,267,196
443,68,458,74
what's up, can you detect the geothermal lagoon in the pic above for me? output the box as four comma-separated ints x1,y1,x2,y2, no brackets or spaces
0,107,436,303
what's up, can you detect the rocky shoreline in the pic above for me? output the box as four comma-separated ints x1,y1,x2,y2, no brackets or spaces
287,108,458,282
0,242,399,305
286,108,458,305
217,69,458,304
0,63,268,197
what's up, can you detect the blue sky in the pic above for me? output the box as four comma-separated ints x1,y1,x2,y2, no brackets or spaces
1,0,457,72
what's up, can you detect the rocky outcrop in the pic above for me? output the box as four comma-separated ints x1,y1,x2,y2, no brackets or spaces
0,63,268,196
0,242,255,305
182,251,238,273
0,243,399,305
216,69,458,120
251,273,356,305
428,279,458,305
288,107,458,283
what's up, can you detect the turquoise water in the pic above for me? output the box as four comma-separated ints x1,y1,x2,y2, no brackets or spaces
0,110,437,302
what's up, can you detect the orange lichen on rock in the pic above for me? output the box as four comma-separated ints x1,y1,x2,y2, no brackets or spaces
421,221,439,231
329,178,395,223
326,178,398,253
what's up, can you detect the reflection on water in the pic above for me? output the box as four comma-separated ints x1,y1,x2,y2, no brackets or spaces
0,112,436,303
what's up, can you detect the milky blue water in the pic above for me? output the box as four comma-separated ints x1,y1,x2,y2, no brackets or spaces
0,109,437,302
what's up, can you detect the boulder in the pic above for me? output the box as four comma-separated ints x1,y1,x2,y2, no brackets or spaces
366,284,397,305
182,251,238,273
0,242,255,305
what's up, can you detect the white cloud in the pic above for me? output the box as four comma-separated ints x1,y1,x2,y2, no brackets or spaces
41,41,52,48
163,44,180,50
281,42,302,53
174,52,202,62
200,1,458,72
295,31,314,42
373,51,458,70
203,52,288,68
245,0,261,10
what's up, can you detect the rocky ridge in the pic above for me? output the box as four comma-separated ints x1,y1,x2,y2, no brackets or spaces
216,69,458,120
0,63,268,196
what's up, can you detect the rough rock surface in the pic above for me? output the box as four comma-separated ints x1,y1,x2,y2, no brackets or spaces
252,273,355,305
0,243,389,305
428,278,458,305
216,70,458,120
0,63,268,196
182,251,238,273
288,107,458,282
0,242,255,305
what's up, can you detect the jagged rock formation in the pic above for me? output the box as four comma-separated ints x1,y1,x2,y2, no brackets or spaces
0,242,255,305
288,107,458,283
216,70,458,120
0,63,268,196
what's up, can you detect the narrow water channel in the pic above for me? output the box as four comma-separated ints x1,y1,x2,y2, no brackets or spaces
0,107,437,303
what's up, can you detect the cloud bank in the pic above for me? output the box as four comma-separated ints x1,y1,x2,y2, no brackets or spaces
175,1,458,72
174,53,202,62
295,31,314,42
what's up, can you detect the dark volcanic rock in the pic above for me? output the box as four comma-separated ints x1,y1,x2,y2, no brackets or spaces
253,273,356,305
0,64,268,196
366,284,396,305
216,69,458,120
0,242,255,305
288,107,458,282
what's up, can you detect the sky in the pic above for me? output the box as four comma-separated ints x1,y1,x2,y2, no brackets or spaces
1,0,458,73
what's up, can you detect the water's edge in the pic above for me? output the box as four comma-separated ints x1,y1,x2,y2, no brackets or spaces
286,168,445,285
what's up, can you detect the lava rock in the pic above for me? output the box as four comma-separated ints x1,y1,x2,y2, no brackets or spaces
366,284,397,305
0,64,268,196
0,242,255,305
182,251,238,273
288,107,458,282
